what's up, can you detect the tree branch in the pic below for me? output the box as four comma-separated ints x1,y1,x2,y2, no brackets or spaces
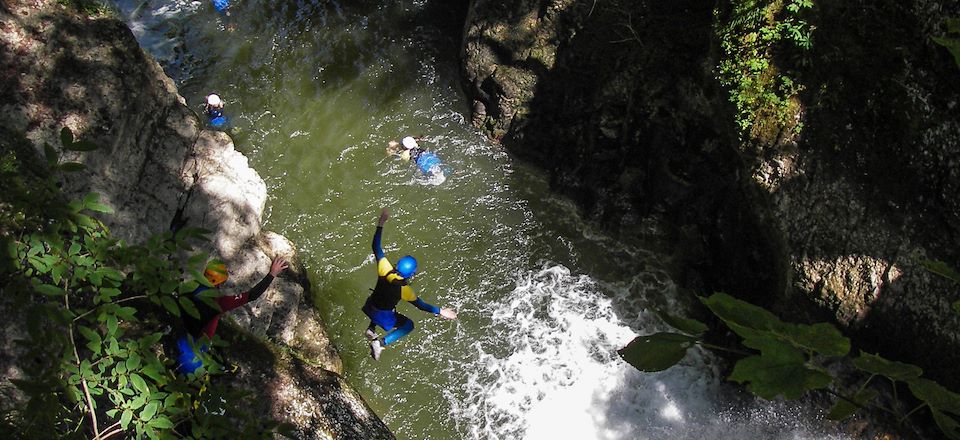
65,289,101,439
73,295,147,322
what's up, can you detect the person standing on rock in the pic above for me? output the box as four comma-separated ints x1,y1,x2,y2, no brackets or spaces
362,208,457,360
174,255,289,375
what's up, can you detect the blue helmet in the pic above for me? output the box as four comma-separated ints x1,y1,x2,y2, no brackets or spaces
396,255,418,278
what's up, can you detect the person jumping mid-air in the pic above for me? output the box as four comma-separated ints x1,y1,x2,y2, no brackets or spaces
362,208,457,360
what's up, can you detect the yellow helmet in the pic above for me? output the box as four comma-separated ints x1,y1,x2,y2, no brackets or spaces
204,261,228,286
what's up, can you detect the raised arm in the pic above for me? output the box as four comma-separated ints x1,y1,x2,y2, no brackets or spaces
372,208,389,260
217,256,288,311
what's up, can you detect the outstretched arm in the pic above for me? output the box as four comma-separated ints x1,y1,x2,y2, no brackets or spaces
217,256,289,311
409,297,457,320
372,208,389,260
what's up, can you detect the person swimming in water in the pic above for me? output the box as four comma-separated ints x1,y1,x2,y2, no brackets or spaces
362,208,457,360
386,136,444,177
205,93,228,128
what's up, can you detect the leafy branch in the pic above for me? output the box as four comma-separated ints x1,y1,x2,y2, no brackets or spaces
618,292,960,439
2,129,288,439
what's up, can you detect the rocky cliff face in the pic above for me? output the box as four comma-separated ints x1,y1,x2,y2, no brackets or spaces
463,0,960,389
0,0,392,437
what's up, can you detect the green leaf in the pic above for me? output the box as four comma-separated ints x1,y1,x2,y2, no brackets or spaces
65,140,99,152
100,267,125,283
921,260,960,284
139,332,163,349
160,280,179,294
120,409,133,429
728,343,832,400
853,352,923,382
617,332,698,372
73,213,97,229
51,262,68,285
933,36,960,70
126,353,142,371
160,296,180,317
82,192,99,206
100,287,122,300
60,127,75,147
130,373,149,394
655,310,708,335
784,322,850,357
78,325,101,347
908,378,960,414
141,364,166,385
140,400,159,421
148,416,174,429
130,394,146,410
826,388,879,420
187,252,210,268
179,280,200,294
953,300,960,316
179,296,200,319
58,162,87,172
44,142,59,165
86,202,114,213
189,269,213,288
116,306,137,321
932,409,960,440
67,385,83,403
106,314,119,336
701,292,781,339
35,283,66,296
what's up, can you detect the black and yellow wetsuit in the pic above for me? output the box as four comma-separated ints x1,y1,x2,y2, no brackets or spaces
362,226,440,346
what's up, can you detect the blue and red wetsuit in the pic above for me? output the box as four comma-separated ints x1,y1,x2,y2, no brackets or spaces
175,274,275,375
362,226,440,346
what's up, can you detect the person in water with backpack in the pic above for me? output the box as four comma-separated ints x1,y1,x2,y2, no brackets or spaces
204,93,228,128
362,208,457,360
174,255,289,375
386,136,445,178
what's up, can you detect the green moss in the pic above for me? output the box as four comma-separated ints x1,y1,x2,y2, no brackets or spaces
57,0,110,17
715,0,814,140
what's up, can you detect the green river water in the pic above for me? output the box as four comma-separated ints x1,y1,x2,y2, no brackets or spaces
112,0,855,438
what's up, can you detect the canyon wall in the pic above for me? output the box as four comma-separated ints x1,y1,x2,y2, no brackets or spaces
462,0,960,389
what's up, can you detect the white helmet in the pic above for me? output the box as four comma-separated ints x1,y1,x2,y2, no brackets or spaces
206,94,222,106
401,136,418,150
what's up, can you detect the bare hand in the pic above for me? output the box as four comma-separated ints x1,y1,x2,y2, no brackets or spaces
439,307,457,320
378,208,390,227
386,140,400,156
269,256,289,276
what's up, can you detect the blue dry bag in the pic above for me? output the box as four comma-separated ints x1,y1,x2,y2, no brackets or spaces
212,0,229,13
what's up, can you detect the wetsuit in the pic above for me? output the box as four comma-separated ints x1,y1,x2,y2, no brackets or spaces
407,147,443,175
362,226,440,346
206,106,227,127
175,274,275,375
